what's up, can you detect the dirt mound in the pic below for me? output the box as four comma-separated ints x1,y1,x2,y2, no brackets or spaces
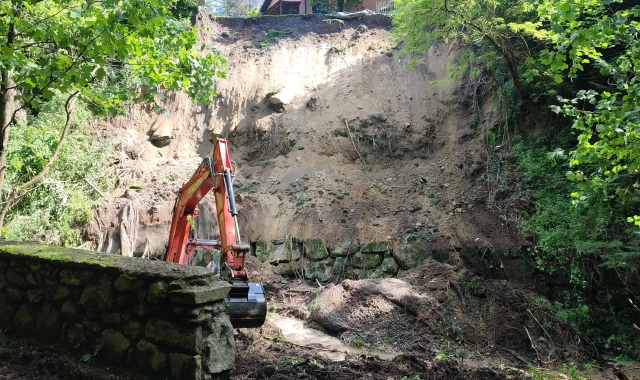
309,259,594,364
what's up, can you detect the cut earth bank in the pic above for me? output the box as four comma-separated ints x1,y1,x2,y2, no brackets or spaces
1,9,633,380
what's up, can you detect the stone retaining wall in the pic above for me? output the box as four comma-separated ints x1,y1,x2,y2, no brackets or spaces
255,237,438,282
0,241,234,380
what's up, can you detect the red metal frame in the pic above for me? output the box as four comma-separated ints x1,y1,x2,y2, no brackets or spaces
165,138,247,280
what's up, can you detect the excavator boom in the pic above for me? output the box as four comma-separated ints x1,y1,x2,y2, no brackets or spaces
165,138,266,328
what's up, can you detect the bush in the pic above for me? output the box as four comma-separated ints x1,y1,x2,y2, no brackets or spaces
4,94,116,246
515,133,640,360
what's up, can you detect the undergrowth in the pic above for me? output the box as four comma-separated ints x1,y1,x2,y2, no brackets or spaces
4,93,116,246
514,130,640,360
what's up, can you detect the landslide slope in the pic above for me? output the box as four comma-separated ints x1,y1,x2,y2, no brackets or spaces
90,11,524,265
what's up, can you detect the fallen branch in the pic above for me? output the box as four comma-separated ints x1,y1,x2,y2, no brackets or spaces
527,308,555,348
499,347,529,365
525,326,543,362
85,177,109,200
344,119,366,167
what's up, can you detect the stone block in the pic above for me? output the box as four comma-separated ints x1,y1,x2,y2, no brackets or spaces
60,270,93,286
6,268,27,287
135,303,151,318
147,281,169,304
28,262,41,271
6,285,25,302
351,252,383,269
202,313,235,374
116,295,135,308
361,241,389,253
304,258,333,283
137,288,148,302
124,320,146,341
114,275,145,292
145,318,202,354
203,302,227,316
136,339,168,373
332,256,352,280
27,288,44,302
79,275,113,311
36,302,61,341
275,261,304,277
396,243,432,270
268,237,302,264
255,241,272,263
170,353,202,380
330,241,360,257
305,239,329,260
380,256,399,275
44,285,69,301
0,294,16,328
101,329,132,363
10,261,29,273
82,317,103,333
14,304,38,332
61,300,82,321
25,272,42,286
101,312,122,325
169,282,231,305
65,323,95,350
171,306,203,318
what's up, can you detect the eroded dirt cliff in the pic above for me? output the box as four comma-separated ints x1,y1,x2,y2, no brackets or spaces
89,12,524,262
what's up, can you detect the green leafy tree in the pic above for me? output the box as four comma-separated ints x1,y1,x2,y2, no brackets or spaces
391,0,540,100
204,0,261,17
0,0,227,232
171,0,199,19
533,1,640,226
310,0,362,13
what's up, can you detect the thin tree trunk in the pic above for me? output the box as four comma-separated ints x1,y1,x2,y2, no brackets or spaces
0,17,16,233
503,50,523,102
0,71,15,212
338,0,344,12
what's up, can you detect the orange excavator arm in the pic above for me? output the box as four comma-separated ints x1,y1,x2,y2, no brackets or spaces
165,138,265,328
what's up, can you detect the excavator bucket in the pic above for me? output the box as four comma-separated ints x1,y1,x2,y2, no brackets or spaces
226,280,267,328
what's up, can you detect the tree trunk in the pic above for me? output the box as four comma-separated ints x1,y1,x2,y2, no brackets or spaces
338,0,344,12
503,50,523,102
0,18,16,233
0,70,15,233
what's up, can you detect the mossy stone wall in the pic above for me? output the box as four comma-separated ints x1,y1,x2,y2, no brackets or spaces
257,237,404,283
0,241,234,380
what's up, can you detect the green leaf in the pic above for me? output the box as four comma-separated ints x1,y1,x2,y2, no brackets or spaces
96,68,106,80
